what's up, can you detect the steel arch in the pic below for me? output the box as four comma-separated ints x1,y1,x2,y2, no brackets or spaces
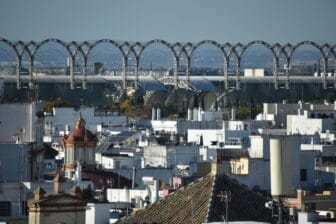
86,39,125,58
228,43,242,61
74,41,90,59
326,44,336,58
171,42,185,57
0,38,19,59
138,39,176,60
289,41,325,59
241,40,276,59
189,40,224,58
32,38,72,58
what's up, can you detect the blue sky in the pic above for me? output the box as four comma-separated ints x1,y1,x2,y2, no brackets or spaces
0,0,335,43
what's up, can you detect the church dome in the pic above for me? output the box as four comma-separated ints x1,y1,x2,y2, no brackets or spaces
63,116,98,147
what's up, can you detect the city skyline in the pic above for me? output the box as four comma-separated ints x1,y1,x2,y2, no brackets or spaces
0,0,336,43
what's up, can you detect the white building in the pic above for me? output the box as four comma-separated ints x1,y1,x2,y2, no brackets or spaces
244,68,265,77
229,135,302,192
86,203,118,224
143,145,199,176
0,102,44,144
151,120,177,134
287,109,336,135
188,129,223,146
261,101,336,130
45,107,127,135
107,177,159,208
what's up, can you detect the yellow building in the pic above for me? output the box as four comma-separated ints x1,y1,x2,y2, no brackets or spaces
28,174,86,224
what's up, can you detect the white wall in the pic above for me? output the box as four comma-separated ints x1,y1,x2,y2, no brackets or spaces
107,188,148,204
46,107,127,133
101,156,135,169
0,102,44,143
151,120,177,134
86,203,113,224
143,145,168,168
188,129,223,146
287,114,329,135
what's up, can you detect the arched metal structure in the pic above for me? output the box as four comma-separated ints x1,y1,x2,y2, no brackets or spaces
136,39,179,88
289,41,326,88
327,44,336,87
0,38,335,91
0,38,20,88
31,38,73,89
187,40,226,90
85,39,125,89
240,41,277,88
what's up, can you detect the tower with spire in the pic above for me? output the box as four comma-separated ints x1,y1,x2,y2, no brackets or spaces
62,115,98,179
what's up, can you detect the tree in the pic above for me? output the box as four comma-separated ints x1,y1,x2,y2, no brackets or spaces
120,99,133,113
44,101,54,113
43,97,69,113
236,107,250,120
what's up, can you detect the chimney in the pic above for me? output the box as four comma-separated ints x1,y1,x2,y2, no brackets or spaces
152,108,156,120
156,108,161,120
231,107,236,120
187,108,192,121
53,174,66,194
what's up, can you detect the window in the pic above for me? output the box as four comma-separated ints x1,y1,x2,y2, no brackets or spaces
22,201,28,216
0,201,11,216
300,169,307,181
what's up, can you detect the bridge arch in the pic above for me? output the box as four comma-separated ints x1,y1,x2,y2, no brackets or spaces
188,40,225,84
240,41,277,86
74,41,90,59
32,38,72,58
0,38,21,88
86,39,125,58
289,41,327,88
289,41,325,59
138,39,176,60
326,44,336,58
30,38,73,88
22,41,38,59
171,42,185,57
0,38,19,60
189,40,223,58
241,40,275,59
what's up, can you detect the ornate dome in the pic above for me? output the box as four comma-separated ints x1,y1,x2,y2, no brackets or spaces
63,115,98,147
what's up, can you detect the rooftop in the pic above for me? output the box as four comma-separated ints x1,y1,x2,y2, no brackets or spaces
119,174,272,223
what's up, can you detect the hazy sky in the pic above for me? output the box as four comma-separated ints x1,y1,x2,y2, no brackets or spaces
0,0,335,43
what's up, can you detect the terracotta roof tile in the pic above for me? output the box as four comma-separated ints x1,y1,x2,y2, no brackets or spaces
119,174,273,224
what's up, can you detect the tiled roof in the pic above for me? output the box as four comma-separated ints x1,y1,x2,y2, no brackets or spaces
119,175,214,224
82,170,132,189
119,174,273,224
63,116,98,144
63,127,97,143
207,174,272,223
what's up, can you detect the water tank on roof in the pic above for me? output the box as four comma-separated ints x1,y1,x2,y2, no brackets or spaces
270,137,292,196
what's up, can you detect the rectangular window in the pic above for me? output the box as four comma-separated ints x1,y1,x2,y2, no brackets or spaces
0,201,11,216
22,201,28,216
300,169,307,182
